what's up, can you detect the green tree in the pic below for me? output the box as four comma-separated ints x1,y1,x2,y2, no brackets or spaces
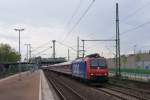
0,43,20,63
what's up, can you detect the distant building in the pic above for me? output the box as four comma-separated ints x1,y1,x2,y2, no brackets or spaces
31,56,67,66
107,52,150,70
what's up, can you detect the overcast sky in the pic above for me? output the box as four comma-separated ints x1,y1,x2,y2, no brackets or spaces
0,0,150,60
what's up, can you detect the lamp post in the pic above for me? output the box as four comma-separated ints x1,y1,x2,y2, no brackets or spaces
14,28,24,81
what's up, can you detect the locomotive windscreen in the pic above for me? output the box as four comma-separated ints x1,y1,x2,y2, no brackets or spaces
91,59,107,68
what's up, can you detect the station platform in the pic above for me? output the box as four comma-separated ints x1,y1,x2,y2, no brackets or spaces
0,70,57,100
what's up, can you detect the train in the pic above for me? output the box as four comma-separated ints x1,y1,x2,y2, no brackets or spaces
48,53,108,82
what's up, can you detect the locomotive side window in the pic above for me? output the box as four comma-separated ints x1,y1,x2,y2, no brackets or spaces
91,59,107,68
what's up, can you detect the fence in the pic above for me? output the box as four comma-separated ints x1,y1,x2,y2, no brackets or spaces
109,68,150,82
0,63,35,79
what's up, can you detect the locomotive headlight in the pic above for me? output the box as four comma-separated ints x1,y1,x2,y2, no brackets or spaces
90,73,94,76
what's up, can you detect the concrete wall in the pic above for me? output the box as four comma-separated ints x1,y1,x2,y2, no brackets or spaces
107,53,150,69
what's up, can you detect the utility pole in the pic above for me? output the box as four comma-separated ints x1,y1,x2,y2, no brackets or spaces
25,44,29,62
82,40,85,57
68,48,70,61
116,3,121,76
115,3,118,76
14,28,25,81
77,36,79,58
28,44,31,61
134,45,136,54
52,40,56,59
25,44,31,62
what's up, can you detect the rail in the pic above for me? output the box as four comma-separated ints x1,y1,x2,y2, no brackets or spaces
44,71,86,100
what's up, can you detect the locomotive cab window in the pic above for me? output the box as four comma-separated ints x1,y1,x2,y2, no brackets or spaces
91,59,107,68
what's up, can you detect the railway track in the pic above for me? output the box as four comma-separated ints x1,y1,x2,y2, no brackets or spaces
106,83,150,99
44,69,150,100
98,88,137,100
43,70,117,100
45,71,86,100
97,85,150,100
108,82,150,93
109,77,150,91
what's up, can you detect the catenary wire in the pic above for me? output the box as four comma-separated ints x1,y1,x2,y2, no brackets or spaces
58,0,83,41
32,46,52,57
31,41,51,52
62,0,95,42
56,41,77,52
120,20,150,36
121,1,150,22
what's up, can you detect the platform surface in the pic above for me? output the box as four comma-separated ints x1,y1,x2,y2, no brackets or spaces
0,71,40,100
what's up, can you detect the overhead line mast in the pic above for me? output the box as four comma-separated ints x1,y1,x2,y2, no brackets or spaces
77,36,80,58
24,44,31,62
52,40,56,59
68,48,70,61
80,3,121,77
116,3,121,76
81,39,116,58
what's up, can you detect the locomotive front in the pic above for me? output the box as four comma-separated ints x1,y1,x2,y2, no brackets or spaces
85,54,108,82
89,58,108,81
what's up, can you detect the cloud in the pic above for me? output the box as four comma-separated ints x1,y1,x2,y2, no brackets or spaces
0,0,150,60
